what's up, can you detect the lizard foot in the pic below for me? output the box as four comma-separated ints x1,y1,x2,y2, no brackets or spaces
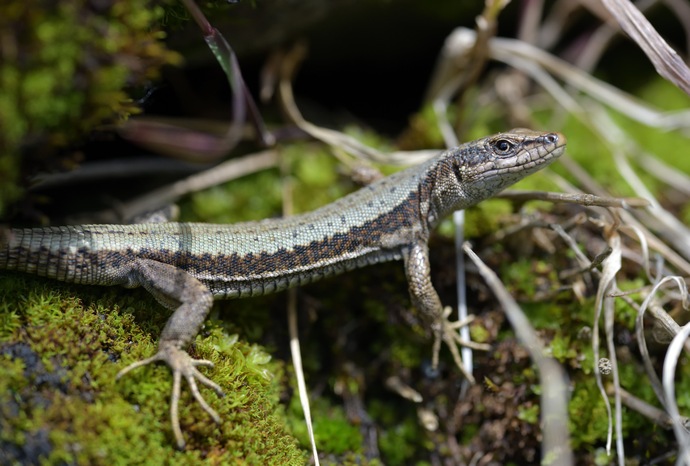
431,306,491,384
117,343,224,449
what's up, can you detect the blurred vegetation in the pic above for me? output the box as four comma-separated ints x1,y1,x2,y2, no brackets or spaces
0,0,181,216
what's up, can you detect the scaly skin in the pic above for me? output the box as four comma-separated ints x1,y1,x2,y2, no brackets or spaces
0,129,566,448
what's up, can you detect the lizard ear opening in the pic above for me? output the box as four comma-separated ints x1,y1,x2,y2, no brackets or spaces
453,163,465,183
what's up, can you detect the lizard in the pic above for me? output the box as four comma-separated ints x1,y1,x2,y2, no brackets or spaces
0,128,566,448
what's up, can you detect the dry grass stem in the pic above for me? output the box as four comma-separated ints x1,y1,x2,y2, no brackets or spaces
463,243,574,466
70,150,279,224
275,43,438,167
431,28,690,131
662,323,690,464
601,0,690,95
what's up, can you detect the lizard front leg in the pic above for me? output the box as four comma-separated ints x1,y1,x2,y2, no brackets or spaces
403,241,483,383
115,258,223,449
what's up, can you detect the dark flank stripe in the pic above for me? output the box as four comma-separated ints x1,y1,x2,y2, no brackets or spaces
138,190,421,296
0,190,423,298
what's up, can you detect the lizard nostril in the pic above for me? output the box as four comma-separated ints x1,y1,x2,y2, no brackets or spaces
544,134,558,144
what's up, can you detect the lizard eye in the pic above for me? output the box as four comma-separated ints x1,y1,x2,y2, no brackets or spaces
493,139,515,155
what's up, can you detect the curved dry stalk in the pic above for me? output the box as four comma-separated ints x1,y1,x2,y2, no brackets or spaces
636,276,690,410
275,43,440,167
574,0,658,72
587,109,690,263
662,323,690,464
607,384,682,429
434,28,690,131
463,243,574,466
550,160,690,277
287,284,320,466
591,230,623,461
601,0,690,96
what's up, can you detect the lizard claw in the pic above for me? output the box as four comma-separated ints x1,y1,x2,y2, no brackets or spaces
431,306,491,384
117,344,224,449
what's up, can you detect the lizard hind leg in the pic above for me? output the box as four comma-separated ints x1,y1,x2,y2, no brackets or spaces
116,258,224,449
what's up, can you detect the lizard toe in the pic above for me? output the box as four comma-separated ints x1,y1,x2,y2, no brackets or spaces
119,344,224,449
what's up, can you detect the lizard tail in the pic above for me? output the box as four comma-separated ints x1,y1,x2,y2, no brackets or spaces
0,227,73,279
0,227,12,269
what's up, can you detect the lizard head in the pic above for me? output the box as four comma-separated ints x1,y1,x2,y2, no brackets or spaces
426,129,566,224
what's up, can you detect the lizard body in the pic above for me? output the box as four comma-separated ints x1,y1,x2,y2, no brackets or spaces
0,129,566,448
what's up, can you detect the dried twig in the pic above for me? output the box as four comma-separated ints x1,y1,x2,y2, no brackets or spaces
497,190,649,208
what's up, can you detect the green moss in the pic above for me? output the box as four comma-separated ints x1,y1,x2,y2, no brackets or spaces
462,199,511,238
549,334,578,362
398,103,448,149
469,322,491,343
532,300,655,449
0,274,306,463
288,396,362,455
377,415,427,465
568,378,614,449
186,169,284,223
517,404,540,424
681,203,690,226
184,143,354,224
287,144,353,213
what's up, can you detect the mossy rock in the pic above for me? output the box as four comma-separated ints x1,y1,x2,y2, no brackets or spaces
0,274,306,464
